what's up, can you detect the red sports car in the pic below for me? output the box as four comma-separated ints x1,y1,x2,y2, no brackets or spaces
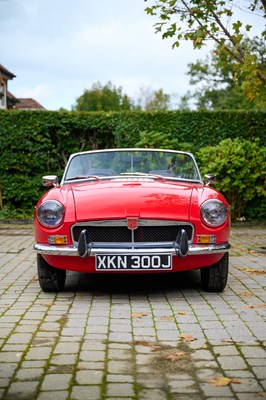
34,149,230,292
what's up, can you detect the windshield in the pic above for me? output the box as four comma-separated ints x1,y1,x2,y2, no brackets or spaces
63,150,201,182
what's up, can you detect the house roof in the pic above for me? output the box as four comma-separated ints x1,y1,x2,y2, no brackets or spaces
15,98,45,110
7,91,17,99
0,64,16,79
7,92,45,110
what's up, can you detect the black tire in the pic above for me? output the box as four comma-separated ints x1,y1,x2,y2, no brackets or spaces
37,254,66,292
200,253,229,292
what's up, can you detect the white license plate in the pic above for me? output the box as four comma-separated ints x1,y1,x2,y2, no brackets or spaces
96,254,172,271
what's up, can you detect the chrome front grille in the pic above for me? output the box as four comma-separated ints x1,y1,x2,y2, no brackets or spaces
72,220,194,244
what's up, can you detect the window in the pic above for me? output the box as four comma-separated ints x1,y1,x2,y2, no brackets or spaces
0,80,6,109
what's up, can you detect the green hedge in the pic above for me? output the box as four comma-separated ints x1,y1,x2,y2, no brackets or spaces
0,109,265,220
197,138,266,221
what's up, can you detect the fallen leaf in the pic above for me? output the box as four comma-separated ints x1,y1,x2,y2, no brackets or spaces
180,333,197,342
133,340,161,351
245,304,266,309
237,267,266,275
41,301,54,307
248,250,258,254
230,378,242,384
151,345,162,351
166,351,187,362
130,313,148,318
257,392,266,398
208,376,241,387
133,340,150,346
240,292,254,297
160,316,174,321
178,311,186,315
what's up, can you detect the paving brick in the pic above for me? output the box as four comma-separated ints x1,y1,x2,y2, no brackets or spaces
25,347,53,360
37,391,69,400
240,346,266,359
54,341,80,354
49,354,77,365
251,367,266,380
5,381,39,399
70,385,101,400
106,373,134,383
16,367,44,382
40,373,72,391
217,355,249,370
77,361,105,371
138,388,168,400
107,382,135,397
108,359,133,374
79,350,106,362
75,370,103,385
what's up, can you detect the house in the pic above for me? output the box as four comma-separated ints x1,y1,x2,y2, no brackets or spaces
0,63,45,110
0,64,16,109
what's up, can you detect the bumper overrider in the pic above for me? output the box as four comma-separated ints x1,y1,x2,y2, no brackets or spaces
34,229,230,257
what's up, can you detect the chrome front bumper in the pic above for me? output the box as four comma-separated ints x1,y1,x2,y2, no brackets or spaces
33,242,230,257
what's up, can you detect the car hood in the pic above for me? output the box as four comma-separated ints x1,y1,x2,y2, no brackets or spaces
70,180,195,221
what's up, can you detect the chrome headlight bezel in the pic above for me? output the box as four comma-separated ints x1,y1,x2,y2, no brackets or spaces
37,200,65,228
200,199,228,228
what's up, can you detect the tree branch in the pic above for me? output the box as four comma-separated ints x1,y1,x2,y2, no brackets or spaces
207,5,246,60
257,69,266,83
179,0,245,64
260,0,266,13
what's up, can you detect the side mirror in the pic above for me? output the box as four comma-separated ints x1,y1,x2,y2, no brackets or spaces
204,173,217,186
42,175,59,188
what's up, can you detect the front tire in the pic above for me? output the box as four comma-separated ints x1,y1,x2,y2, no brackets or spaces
37,254,66,292
201,253,229,292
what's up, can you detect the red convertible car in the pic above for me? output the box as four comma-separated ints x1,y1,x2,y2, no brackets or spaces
34,149,230,292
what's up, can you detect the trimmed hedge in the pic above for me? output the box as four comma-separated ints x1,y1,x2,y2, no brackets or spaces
0,109,265,219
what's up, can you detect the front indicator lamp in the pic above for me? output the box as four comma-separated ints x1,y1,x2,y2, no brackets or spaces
197,235,216,244
48,235,68,245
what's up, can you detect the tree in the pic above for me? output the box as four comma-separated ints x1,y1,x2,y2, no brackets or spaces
183,37,266,110
136,86,172,111
145,0,266,104
73,81,133,111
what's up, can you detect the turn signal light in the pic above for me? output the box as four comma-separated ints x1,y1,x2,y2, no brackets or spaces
197,235,216,244
48,235,68,245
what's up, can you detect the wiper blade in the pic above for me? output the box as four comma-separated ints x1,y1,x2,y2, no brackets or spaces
66,175,100,181
120,172,165,180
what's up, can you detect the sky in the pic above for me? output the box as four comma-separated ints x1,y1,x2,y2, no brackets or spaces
0,0,264,110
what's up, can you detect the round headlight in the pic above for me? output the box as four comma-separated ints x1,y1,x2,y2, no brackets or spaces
201,200,228,227
37,200,65,228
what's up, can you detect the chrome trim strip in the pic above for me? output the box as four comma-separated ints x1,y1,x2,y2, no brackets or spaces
71,219,194,227
34,242,230,256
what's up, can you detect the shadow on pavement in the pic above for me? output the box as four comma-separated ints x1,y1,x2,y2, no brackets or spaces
64,269,202,295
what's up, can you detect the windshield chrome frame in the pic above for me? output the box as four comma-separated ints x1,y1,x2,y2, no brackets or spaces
61,148,203,185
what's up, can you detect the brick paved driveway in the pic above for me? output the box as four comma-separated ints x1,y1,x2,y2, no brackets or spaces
0,225,265,400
